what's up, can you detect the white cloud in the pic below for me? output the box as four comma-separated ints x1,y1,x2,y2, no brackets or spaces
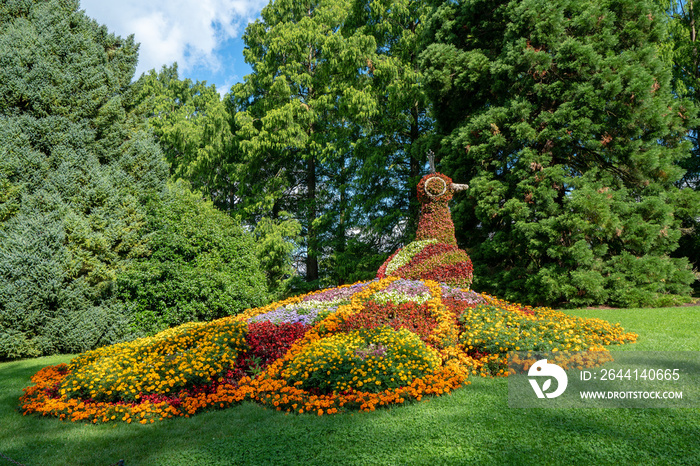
80,0,266,77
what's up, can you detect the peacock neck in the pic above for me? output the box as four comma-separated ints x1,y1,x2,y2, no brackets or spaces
415,200,457,246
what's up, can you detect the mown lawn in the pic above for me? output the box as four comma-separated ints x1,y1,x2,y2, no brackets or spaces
1,306,698,466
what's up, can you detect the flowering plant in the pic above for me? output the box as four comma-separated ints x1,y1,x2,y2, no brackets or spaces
59,320,247,403
20,277,637,422
235,321,310,375
416,173,457,245
384,240,438,275
383,243,474,288
337,299,439,343
282,326,440,394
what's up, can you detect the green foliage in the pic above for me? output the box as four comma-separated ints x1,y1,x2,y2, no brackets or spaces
664,1,700,287
0,0,168,360
665,0,700,189
231,0,379,284
221,0,438,287
253,213,301,298
331,0,436,281
421,0,700,306
115,183,270,335
0,209,131,358
0,1,271,360
131,0,436,289
134,65,304,295
133,65,239,205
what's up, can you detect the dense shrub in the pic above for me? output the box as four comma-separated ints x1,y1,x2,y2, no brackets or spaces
0,0,275,360
114,183,271,335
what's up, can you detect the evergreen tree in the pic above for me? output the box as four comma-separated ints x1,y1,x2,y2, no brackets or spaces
0,0,271,359
134,65,303,297
421,0,700,307
333,0,435,282
665,0,700,286
666,0,700,189
231,0,377,286
133,65,240,208
0,0,168,358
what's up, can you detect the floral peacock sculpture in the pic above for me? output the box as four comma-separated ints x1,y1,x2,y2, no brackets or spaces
20,160,637,423
377,171,473,288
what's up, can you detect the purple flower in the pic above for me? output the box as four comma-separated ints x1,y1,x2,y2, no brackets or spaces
249,304,339,325
382,279,430,297
441,285,487,304
355,343,387,360
303,281,371,302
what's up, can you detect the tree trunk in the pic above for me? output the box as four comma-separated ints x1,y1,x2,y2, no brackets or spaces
306,153,319,282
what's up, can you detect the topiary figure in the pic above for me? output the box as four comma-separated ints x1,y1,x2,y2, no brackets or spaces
377,170,474,288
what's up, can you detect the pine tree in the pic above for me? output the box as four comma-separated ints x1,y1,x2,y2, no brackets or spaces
421,0,700,307
664,0,700,287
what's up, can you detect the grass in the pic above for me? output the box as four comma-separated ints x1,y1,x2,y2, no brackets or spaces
1,307,698,466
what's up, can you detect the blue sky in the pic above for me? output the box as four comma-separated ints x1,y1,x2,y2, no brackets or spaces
80,0,267,96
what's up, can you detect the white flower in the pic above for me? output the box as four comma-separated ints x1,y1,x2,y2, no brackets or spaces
386,239,437,275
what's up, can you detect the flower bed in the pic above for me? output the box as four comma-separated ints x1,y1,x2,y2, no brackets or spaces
20,278,637,422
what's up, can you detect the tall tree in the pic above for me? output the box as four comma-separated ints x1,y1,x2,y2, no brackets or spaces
335,0,435,280
133,65,241,209
0,0,168,358
231,0,377,285
665,0,700,285
421,0,700,307
667,1,700,190
134,66,302,297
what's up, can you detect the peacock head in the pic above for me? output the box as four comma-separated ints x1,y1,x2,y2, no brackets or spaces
417,172,468,205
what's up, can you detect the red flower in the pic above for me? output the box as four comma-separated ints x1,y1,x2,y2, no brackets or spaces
337,300,439,344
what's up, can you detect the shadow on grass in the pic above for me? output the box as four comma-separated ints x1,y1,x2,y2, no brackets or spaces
357,378,700,466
